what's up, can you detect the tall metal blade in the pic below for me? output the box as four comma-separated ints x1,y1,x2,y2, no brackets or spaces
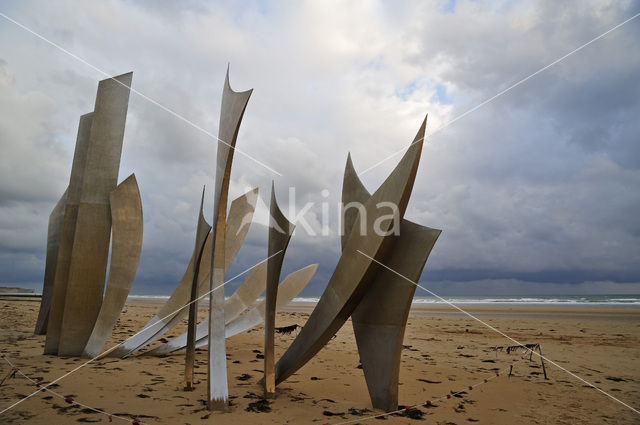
82,174,143,358
208,68,252,411
264,183,295,397
274,116,427,385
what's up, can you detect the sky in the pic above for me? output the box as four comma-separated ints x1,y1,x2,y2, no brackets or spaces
0,0,639,296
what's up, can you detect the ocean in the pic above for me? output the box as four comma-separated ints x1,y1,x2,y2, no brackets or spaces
123,294,640,307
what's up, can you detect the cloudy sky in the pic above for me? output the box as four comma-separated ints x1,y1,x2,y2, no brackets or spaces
0,0,639,296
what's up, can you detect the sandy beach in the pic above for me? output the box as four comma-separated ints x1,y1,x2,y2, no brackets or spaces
1,297,638,424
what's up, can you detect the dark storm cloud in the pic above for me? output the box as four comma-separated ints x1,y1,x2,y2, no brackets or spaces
0,1,638,295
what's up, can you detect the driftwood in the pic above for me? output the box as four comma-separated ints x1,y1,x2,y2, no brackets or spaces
492,343,538,355
506,343,539,355
492,343,548,380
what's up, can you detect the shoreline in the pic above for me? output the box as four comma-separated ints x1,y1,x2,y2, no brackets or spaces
4,295,639,315
284,303,640,322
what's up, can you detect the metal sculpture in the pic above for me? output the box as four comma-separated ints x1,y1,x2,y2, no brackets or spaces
34,187,68,335
35,68,441,414
184,187,211,390
274,116,427,386
81,174,143,358
208,68,252,411
225,264,316,339
45,112,94,354
146,261,267,356
265,183,295,397
109,188,258,358
57,72,134,356
148,264,318,356
343,154,441,411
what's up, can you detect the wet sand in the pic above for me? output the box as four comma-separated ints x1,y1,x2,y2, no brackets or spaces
1,298,638,424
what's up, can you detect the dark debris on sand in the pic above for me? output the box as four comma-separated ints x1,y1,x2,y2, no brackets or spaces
243,391,262,399
395,406,426,420
348,407,372,416
322,410,346,417
246,399,272,413
113,413,159,420
418,378,441,384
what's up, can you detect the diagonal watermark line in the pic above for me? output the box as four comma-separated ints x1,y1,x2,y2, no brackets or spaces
357,11,640,176
0,11,282,177
356,249,640,415
0,249,283,416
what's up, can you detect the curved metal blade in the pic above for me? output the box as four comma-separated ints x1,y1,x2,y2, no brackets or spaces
264,183,295,396
35,186,68,335
146,261,267,356
208,68,253,411
343,156,441,411
274,116,427,385
58,73,133,357
152,264,317,356
82,174,143,358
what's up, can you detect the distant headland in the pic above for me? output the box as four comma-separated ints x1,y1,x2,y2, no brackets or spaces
0,286,35,294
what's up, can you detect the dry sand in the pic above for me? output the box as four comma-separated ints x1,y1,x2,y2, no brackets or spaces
0,297,638,424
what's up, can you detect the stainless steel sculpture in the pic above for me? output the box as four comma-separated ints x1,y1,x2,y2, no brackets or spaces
82,174,143,358
208,69,252,411
58,72,134,356
342,154,441,411
274,116,427,386
149,264,318,355
34,187,68,335
36,68,440,414
265,183,295,397
184,187,211,390
225,264,316,339
109,188,258,358
146,261,267,356
45,112,94,354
